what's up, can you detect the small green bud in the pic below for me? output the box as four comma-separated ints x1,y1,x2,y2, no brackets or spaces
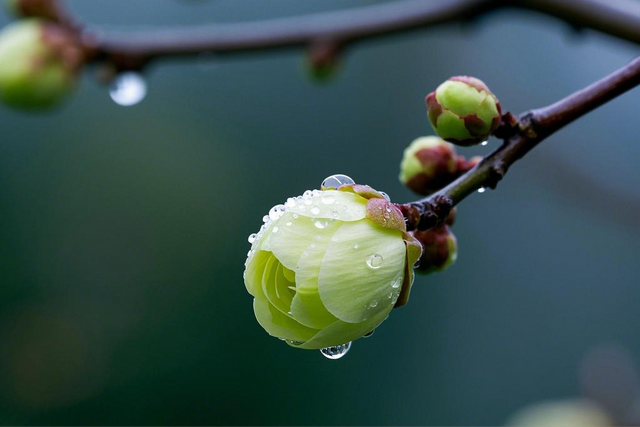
0,19,82,110
244,181,422,350
507,399,612,427
411,225,457,274
426,76,501,146
399,136,458,195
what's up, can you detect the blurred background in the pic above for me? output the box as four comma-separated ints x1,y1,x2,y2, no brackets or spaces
0,0,638,424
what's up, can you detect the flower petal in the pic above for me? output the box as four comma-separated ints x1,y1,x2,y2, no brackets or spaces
244,249,271,298
286,190,367,222
296,308,392,349
268,212,338,271
318,220,406,323
395,232,423,308
253,298,318,342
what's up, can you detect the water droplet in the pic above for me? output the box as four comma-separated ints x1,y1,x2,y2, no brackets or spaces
314,219,329,229
332,211,339,219
481,141,488,146
321,195,335,205
367,254,384,269
248,233,257,244
285,221,292,227
272,226,279,233
262,215,269,223
304,199,313,206
391,277,402,289
109,72,147,106
380,191,391,202
293,213,299,219
320,342,352,360
364,330,375,338
369,300,378,308
269,204,285,221
477,187,486,194
286,340,303,346
310,207,320,215
353,243,359,249
321,174,355,190
285,198,296,208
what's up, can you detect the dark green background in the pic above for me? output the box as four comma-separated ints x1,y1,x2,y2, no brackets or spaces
0,0,638,424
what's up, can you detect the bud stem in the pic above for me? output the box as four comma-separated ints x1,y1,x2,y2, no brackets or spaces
400,56,640,231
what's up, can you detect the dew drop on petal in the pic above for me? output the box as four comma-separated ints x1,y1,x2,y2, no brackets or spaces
272,226,279,233
293,213,299,219
391,277,402,289
477,187,486,194
269,204,285,221
367,254,384,269
320,342,352,360
364,330,375,338
369,300,378,308
109,72,147,106
353,243,359,249
248,233,257,244
321,195,335,205
321,174,355,190
380,191,391,202
285,221,292,227
314,219,329,229
311,207,320,215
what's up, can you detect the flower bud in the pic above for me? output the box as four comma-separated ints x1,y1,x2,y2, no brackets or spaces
507,399,612,426
0,19,83,110
399,136,458,195
244,181,422,350
306,41,341,82
5,0,62,20
411,225,457,274
426,76,501,146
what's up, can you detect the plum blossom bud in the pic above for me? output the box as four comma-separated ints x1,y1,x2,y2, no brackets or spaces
411,224,457,274
426,76,501,146
399,136,484,195
399,136,457,195
0,19,83,109
244,180,422,350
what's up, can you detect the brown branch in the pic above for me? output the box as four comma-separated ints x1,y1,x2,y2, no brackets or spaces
399,55,640,231
61,0,640,70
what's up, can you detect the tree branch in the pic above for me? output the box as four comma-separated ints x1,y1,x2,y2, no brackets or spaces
69,0,640,70
399,55,640,231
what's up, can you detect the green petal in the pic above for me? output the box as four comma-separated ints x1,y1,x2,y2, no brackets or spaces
296,307,392,349
244,249,271,298
435,110,472,141
318,220,406,323
436,80,485,117
261,255,295,316
290,230,340,329
395,233,423,308
253,298,318,342
287,190,367,222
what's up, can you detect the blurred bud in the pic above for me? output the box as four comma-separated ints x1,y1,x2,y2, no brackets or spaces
244,180,422,350
399,136,457,195
456,155,482,173
0,19,83,110
426,76,501,146
506,398,612,427
4,0,62,20
307,40,340,82
411,224,457,274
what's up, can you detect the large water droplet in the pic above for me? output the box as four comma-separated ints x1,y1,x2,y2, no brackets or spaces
380,191,391,202
321,174,355,190
109,72,147,106
477,187,486,194
320,342,352,359
367,254,384,269
248,233,257,244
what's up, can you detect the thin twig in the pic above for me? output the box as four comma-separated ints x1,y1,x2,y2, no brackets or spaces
399,56,640,231
69,0,640,70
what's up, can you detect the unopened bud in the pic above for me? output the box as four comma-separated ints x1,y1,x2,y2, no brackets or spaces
412,225,457,274
426,76,501,146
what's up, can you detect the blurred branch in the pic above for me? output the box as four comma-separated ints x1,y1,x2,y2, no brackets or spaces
49,0,638,70
400,56,640,231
